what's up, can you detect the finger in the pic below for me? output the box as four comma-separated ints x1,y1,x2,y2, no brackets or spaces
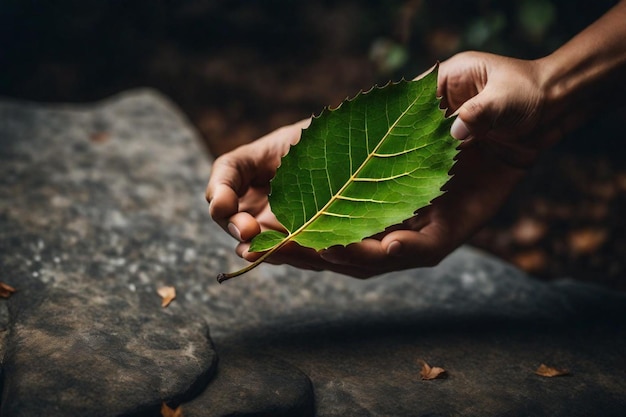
259,243,328,271
206,154,244,201
317,225,452,271
227,211,261,242
404,211,430,231
235,242,325,274
380,229,448,268
206,152,254,226
455,87,501,140
450,117,471,140
320,239,387,266
208,183,239,228
291,118,312,135
244,241,381,278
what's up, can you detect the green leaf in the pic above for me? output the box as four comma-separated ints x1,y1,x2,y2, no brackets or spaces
249,230,286,250
218,65,458,282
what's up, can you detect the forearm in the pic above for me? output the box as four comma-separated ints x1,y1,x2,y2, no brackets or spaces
538,0,626,135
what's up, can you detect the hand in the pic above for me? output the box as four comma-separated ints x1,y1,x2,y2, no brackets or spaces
438,51,561,167
207,118,414,277
209,0,626,278
207,52,551,278
207,120,350,272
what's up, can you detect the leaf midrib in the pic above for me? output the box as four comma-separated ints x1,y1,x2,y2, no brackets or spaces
286,87,425,243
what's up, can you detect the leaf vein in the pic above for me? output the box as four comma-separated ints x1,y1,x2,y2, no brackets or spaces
335,195,397,203
321,212,354,218
290,88,426,233
372,142,432,158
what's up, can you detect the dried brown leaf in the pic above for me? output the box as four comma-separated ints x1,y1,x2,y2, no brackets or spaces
419,360,446,380
157,286,176,308
161,402,183,417
0,282,16,299
90,131,110,143
535,364,570,378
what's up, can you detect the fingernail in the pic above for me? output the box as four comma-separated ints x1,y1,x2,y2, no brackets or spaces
387,241,402,256
450,117,470,140
227,223,242,241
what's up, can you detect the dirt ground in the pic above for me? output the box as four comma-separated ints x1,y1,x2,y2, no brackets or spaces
2,1,624,290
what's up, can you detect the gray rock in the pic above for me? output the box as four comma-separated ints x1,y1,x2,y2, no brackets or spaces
1,90,625,417
2,279,216,416
207,249,626,417
0,91,220,416
183,350,315,417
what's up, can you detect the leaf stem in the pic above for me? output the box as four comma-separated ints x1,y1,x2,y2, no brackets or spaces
216,239,289,283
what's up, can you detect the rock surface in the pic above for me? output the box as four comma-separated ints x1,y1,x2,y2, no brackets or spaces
1,91,625,417
0,91,221,416
2,279,215,416
209,249,626,417
183,350,315,417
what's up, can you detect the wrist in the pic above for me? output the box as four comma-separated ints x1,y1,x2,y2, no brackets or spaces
534,53,574,131
534,1,626,139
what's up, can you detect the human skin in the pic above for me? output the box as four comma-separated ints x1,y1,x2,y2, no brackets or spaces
206,1,626,279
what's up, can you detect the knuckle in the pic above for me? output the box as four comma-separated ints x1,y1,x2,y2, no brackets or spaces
463,100,485,122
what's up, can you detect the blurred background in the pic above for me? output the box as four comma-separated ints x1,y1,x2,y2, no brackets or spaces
2,0,624,290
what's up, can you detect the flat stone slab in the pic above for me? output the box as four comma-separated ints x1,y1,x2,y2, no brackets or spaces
209,249,626,417
0,91,221,416
183,349,315,417
2,279,215,416
1,91,625,417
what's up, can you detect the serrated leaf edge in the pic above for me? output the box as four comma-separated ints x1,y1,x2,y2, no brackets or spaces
218,67,453,282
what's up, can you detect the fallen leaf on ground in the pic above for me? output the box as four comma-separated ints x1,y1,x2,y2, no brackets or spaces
0,282,16,298
90,131,110,143
157,286,176,308
161,402,183,417
419,360,446,380
535,364,570,377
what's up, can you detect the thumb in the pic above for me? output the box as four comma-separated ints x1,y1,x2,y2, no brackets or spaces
450,89,501,140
